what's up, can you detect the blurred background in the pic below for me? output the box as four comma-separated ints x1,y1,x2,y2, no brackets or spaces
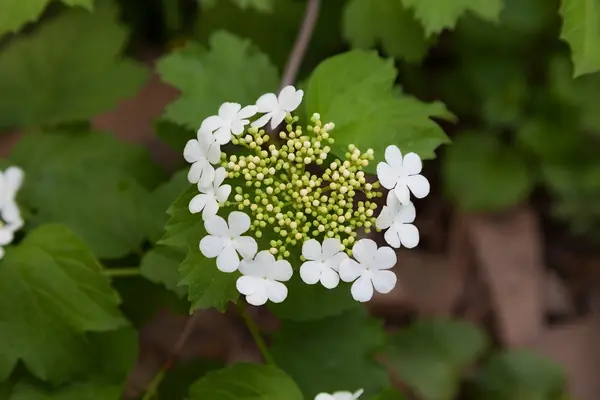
1,0,599,399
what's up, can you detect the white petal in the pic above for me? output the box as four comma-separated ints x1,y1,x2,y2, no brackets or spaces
407,175,430,199
384,227,401,248
214,125,232,145
0,227,15,245
329,252,348,271
1,201,20,225
384,145,403,169
396,202,416,223
268,259,293,282
215,185,231,203
266,280,288,303
353,389,365,399
190,162,215,187
386,190,402,213
251,113,272,128
321,238,343,258
199,235,226,258
206,141,222,164
376,162,398,189
270,110,287,129
398,223,419,248
302,239,321,261
393,183,411,205
403,152,422,174
197,127,215,148
320,267,340,289
255,93,278,112
228,211,251,236
216,243,240,272
371,270,397,294
239,258,266,277
299,261,322,285
339,259,364,282
230,120,245,135
202,198,219,220
247,290,269,306
351,239,377,264
0,246,4,260
351,275,374,302
278,86,303,111
238,105,258,119
234,236,257,259
236,275,262,295
213,167,227,187
373,246,397,270
376,206,394,230
219,102,242,119
183,140,203,163
314,394,335,400
201,115,224,132
254,250,275,267
204,215,228,236
189,194,208,214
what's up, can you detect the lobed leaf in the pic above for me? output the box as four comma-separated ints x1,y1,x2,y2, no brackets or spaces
560,0,600,77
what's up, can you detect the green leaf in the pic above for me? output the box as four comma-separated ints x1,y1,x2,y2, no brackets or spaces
159,359,223,400
560,0,600,77
469,350,566,400
305,51,451,172
443,132,534,211
0,224,128,383
384,319,488,400
155,119,195,154
10,131,161,259
271,308,389,398
188,363,303,400
10,381,121,400
157,31,278,130
230,0,273,12
141,246,186,297
0,1,148,129
373,388,408,400
342,0,433,62
401,0,503,36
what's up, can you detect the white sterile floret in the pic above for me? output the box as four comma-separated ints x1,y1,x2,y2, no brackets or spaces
189,167,232,220
0,167,24,260
376,145,430,205
200,211,258,273
376,191,419,249
184,128,221,186
202,102,258,145
339,239,397,302
300,238,348,289
236,250,293,306
251,85,304,129
314,389,364,400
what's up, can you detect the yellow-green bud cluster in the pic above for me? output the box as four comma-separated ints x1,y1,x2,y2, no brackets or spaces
223,112,383,258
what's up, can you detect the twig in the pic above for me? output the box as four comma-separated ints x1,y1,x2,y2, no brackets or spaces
237,302,275,365
280,0,322,89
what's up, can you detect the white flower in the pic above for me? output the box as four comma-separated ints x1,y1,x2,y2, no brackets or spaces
189,167,231,220
300,238,348,289
251,85,303,129
199,211,258,273
202,102,258,145
339,239,397,302
184,128,221,186
315,389,364,400
236,250,293,306
0,167,24,260
376,192,419,249
376,145,430,204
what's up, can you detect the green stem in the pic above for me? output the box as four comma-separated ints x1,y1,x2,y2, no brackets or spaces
237,302,275,365
103,267,141,278
141,369,166,400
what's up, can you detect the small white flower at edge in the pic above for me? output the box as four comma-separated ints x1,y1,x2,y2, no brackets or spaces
184,128,221,186
314,389,364,400
376,191,419,249
376,145,430,205
0,166,25,260
189,167,231,220
200,211,258,273
236,250,293,306
251,85,303,130
300,238,348,289
339,239,397,303
202,102,258,145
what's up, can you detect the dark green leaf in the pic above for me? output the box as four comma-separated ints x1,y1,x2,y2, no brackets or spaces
159,359,223,400
141,246,186,297
372,388,408,400
145,170,189,244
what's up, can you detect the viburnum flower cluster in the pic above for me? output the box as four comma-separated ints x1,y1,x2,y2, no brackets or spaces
0,167,24,260
183,86,430,306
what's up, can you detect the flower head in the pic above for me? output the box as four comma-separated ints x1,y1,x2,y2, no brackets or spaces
376,145,430,204
376,192,419,249
236,250,293,306
184,128,221,186
189,167,231,220
300,238,348,289
0,166,24,260
315,389,364,400
252,85,304,129
199,211,258,272
339,239,397,302
202,102,258,145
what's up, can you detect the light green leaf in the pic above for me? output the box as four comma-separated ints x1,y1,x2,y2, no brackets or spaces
305,51,451,172
384,319,488,400
141,247,186,298
0,224,128,383
188,363,303,400
10,131,161,259
401,0,503,36
470,350,566,400
271,308,389,398
0,2,148,129
560,0,600,77
343,0,433,62
230,0,273,12
443,132,534,211
157,31,278,130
